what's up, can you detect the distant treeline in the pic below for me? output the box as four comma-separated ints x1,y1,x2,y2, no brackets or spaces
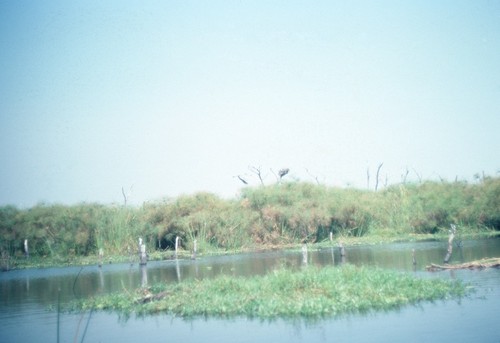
1,177,499,258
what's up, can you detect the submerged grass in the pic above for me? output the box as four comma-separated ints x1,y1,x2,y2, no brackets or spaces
71,265,468,319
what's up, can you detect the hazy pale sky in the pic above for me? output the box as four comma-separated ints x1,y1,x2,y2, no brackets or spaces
1,1,499,207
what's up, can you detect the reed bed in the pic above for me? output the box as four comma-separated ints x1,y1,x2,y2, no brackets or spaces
2,177,499,268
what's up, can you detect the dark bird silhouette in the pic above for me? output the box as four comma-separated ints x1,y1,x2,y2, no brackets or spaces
237,175,248,184
278,168,289,179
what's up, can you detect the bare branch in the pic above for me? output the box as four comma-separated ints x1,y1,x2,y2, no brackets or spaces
375,163,383,191
413,168,422,183
270,168,279,182
401,167,409,184
305,168,321,185
248,165,265,186
366,167,370,189
122,187,127,206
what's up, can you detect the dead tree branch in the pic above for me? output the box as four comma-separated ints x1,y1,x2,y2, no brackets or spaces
375,163,383,191
413,168,422,183
366,167,370,190
249,165,265,186
305,168,321,185
122,187,127,206
401,167,410,184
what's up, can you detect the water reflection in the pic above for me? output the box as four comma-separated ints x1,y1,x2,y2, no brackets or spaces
175,259,181,282
140,265,148,288
2,238,500,308
301,244,308,265
98,268,104,292
1,238,500,343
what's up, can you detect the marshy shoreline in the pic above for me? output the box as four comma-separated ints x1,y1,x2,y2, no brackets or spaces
2,178,499,271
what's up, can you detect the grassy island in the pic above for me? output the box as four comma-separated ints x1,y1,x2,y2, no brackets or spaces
71,265,468,319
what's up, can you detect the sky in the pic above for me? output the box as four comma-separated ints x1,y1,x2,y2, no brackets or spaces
1,1,499,207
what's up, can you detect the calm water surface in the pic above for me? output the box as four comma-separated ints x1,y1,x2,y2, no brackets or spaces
1,238,500,342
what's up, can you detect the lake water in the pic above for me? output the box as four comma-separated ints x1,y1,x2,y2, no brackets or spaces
1,237,500,342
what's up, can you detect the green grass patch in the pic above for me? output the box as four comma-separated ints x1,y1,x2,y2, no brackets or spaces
70,265,469,319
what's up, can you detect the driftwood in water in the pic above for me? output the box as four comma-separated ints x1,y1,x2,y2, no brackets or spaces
427,257,500,271
136,290,171,304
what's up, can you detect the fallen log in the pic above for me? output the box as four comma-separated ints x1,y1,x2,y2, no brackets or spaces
135,290,171,304
426,257,500,271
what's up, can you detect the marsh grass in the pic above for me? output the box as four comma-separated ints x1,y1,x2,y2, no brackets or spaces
71,265,468,319
2,177,499,266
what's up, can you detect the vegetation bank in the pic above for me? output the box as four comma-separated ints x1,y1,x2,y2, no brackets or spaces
1,177,499,269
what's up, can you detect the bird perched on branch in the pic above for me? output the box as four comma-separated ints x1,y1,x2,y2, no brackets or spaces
278,168,289,179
